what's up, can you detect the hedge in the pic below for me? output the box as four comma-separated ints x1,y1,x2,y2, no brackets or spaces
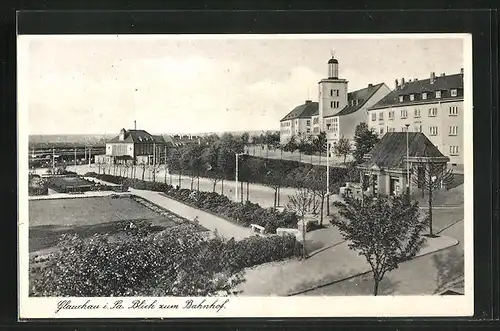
84,172,298,233
30,221,301,297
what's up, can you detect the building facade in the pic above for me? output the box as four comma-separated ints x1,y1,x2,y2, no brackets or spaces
367,70,464,167
97,128,169,165
357,132,450,197
279,55,390,149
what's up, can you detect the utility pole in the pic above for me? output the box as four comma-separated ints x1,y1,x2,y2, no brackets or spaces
326,141,330,195
235,153,239,202
74,147,77,167
88,146,92,166
405,124,410,195
52,148,55,172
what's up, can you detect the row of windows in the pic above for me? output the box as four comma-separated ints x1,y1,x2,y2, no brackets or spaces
371,105,461,121
313,117,319,124
398,89,459,103
377,125,459,136
281,121,291,127
330,101,340,109
330,89,340,97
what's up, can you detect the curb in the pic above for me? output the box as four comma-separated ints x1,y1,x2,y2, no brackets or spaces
286,236,460,296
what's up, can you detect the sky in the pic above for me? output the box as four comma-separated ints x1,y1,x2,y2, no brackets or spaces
19,35,465,135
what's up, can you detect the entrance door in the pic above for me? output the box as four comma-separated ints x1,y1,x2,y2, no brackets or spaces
390,177,400,196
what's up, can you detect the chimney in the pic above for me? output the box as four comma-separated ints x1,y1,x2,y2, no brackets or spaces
305,100,312,103
134,120,136,130
401,77,405,86
414,78,418,81
395,79,399,90
460,68,464,75
408,79,412,83
368,83,373,88
430,72,436,84
441,72,446,77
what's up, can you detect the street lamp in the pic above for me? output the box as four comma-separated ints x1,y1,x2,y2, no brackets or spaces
405,123,410,195
235,152,246,202
326,141,330,195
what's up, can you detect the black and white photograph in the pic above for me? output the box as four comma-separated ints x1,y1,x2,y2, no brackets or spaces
18,34,473,318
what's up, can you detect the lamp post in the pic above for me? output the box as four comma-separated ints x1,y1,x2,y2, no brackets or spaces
326,141,330,195
405,124,410,195
235,152,247,203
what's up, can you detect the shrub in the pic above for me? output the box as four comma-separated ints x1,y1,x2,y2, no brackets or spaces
30,224,301,297
28,176,48,196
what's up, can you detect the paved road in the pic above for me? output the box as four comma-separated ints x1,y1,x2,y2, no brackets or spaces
65,164,342,212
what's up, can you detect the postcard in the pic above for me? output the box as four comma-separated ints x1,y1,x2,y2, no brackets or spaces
18,33,473,318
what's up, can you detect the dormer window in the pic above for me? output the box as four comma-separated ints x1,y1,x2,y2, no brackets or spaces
435,91,442,98
422,92,427,100
451,89,458,97
410,94,415,101
399,95,404,103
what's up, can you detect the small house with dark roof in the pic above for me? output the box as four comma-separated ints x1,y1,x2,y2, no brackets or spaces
358,132,449,196
367,70,464,168
96,128,169,165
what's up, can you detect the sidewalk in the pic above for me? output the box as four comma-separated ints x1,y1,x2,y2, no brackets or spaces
129,189,255,241
236,233,458,296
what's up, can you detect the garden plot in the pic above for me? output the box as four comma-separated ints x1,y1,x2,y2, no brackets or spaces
29,195,201,253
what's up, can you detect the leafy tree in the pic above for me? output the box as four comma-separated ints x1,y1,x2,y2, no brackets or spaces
240,132,250,146
353,122,380,164
315,131,328,163
334,136,351,164
331,192,427,295
202,144,222,192
286,186,315,259
283,135,298,155
411,152,454,236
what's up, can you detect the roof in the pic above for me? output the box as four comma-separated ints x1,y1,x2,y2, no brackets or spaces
360,132,449,169
369,73,463,110
328,58,338,64
280,101,319,121
107,129,166,144
333,83,385,117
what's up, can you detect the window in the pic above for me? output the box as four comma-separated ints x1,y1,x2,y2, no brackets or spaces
313,127,319,133
379,128,384,135
371,113,376,121
378,112,384,121
429,126,438,136
306,128,311,133
435,91,441,98
399,95,404,102
428,107,438,117
449,106,459,116
400,109,407,118
330,89,339,97
330,101,333,108
449,146,460,156
336,90,339,97
401,127,406,132
388,111,394,120
414,109,421,118
451,89,458,97
449,126,459,136
330,89,333,96
422,92,427,100
313,117,319,124
410,94,415,101
306,120,311,126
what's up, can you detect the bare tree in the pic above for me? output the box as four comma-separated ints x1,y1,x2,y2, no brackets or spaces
412,159,454,236
287,186,315,259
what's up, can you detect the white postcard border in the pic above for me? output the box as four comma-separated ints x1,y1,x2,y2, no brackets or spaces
17,33,474,319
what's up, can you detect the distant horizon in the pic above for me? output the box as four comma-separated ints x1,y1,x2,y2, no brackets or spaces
19,34,464,135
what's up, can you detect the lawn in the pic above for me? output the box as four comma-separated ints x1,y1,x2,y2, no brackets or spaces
29,195,202,253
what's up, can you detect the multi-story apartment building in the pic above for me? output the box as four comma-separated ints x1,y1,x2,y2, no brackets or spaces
367,70,464,167
280,55,390,147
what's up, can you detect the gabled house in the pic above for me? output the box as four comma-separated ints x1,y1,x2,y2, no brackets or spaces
96,128,170,165
358,132,449,196
279,100,318,144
